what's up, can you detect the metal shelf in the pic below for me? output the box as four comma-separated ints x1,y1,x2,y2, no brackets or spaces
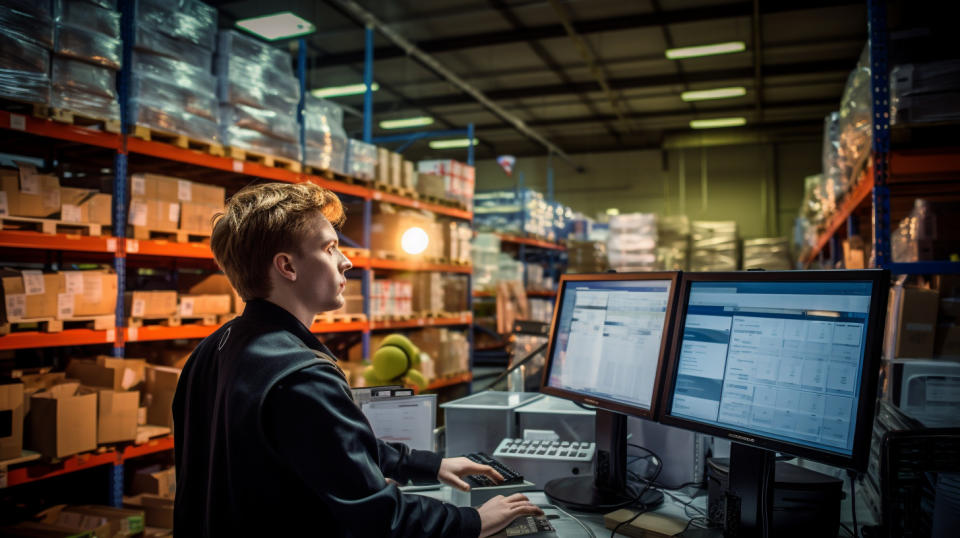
0,230,118,253
497,233,566,250
0,328,115,351
124,238,214,259
369,258,473,273
371,190,472,220
0,110,120,150
310,320,368,333
369,313,472,331
802,168,875,266
3,435,174,488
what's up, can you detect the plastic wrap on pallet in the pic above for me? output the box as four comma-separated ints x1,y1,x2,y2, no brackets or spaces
690,220,739,271
220,103,298,142
0,28,50,104
135,26,213,71
607,213,658,271
304,96,348,173
743,237,792,270
0,2,54,49
215,55,299,111
130,72,217,122
822,111,844,203
221,125,301,162
132,51,216,98
891,60,960,124
51,57,119,120
54,0,119,38
128,98,219,142
54,22,121,70
346,139,377,180
216,30,294,78
137,0,216,50
837,46,871,194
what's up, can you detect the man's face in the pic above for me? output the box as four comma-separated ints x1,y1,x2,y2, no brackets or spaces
290,215,353,313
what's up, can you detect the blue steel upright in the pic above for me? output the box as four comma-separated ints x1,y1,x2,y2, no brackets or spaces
361,25,375,360
868,0,891,269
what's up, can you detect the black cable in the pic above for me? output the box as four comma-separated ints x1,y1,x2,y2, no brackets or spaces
611,446,663,538
848,471,859,538
480,341,548,391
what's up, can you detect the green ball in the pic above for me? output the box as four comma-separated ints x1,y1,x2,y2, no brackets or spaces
381,334,419,362
372,345,409,381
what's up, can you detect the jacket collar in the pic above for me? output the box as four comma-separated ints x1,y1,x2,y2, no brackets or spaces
240,299,337,359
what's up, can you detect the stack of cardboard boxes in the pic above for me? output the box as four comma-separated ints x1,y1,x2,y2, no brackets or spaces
1,268,117,325
128,173,224,236
3,504,146,537
125,465,176,530
0,166,112,228
417,159,475,209
377,148,417,192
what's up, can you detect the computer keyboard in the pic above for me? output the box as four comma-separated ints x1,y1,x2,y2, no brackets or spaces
493,438,595,462
464,452,525,487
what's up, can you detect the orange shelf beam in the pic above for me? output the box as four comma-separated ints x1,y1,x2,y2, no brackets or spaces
371,190,472,220
0,110,120,150
0,230,118,253
370,259,472,273
124,324,218,343
803,167,875,266
527,290,557,297
124,238,214,259
311,320,369,333
370,314,472,331
4,436,175,488
497,233,565,250
0,329,115,350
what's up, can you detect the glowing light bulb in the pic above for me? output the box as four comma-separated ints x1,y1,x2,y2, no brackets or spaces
401,227,429,255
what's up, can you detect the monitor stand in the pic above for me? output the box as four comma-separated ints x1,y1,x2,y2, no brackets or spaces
544,409,664,512
726,442,776,538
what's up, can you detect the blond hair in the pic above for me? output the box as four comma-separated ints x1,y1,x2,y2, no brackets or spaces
210,182,345,300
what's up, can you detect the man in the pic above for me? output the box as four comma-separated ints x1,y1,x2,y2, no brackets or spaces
173,182,542,536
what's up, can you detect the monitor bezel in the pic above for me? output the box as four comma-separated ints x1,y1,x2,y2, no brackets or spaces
657,269,889,472
540,271,681,421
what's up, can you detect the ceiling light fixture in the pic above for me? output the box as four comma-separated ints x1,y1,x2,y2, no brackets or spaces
310,83,380,99
379,116,435,130
690,117,747,129
665,41,746,60
681,87,747,102
429,138,479,149
401,227,429,255
236,12,315,41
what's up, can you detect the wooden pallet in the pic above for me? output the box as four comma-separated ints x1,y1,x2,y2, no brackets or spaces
1,215,107,236
0,314,115,336
179,314,220,326
127,316,181,328
371,314,417,322
307,166,368,185
128,226,210,243
371,181,417,199
0,98,49,119
227,147,302,173
131,124,225,156
49,107,120,133
314,312,367,324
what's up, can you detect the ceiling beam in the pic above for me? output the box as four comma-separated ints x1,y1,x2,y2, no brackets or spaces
307,0,860,69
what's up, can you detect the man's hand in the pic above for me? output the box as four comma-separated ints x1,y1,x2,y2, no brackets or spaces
437,457,504,491
477,494,543,537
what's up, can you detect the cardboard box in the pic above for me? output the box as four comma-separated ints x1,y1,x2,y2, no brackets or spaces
94,389,139,444
28,383,97,458
145,366,180,428
178,294,231,316
1,269,61,322
935,323,960,358
124,494,173,529
57,270,117,318
886,285,940,359
0,168,61,218
401,160,415,190
0,381,24,460
130,173,211,204
190,182,225,207
843,237,867,269
18,372,66,417
416,173,445,200
59,188,112,226
376,147,390,185
125,291,178,318
38,505,111,538
128,198,179,230
179,202,220,234
66,356,145,391
187,274,244,313
66,506,145,537
131,465,176,498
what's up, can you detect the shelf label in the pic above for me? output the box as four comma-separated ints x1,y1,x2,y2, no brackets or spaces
9,113,25,131
418,319,426,326
131,298,145,318
126,239,139,253
22,270,44,295
129,199,147,226
5,294,25,320
64,271,84,294
84,274,102,302
180,298,195,316
373,191,382,200
42,187,60,211
57,293,75,319
61,203,82,223
412,200,421,209
0,191,7,216
127,326,138,342
106,238,117,252
177,179,192,202
19,165,40,194
232,160,244,173
106,329,115,342
168,203,180,224
132,175,146,197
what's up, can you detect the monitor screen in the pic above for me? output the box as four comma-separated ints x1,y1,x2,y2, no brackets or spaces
544,274,677,414
668,279,875,457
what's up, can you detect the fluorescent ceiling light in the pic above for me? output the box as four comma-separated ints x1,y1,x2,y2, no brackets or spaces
236,12,315,41
429,138,478,149
380,116,434,129
690,117,747,129
666,41,746,60
311,83,380,98
606,208,620,216
681,87,747,102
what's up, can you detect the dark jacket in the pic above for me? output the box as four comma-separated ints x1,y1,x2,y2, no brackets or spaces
173,299,481,537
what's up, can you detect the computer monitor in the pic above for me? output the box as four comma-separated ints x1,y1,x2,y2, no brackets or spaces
540,272,680,511
659,270,889,535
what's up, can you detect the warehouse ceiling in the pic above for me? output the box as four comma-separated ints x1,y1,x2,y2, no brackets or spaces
209,0,867,161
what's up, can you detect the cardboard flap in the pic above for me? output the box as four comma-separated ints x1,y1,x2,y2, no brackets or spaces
37,382,81,399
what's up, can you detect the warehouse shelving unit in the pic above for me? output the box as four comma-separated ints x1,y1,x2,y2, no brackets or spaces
801,0,960,275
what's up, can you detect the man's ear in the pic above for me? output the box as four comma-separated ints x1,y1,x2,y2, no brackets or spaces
272,252,297,282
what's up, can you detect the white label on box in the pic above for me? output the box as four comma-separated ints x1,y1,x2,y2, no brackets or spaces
62,203,82,223
232,160,244,173
57,293,75,318
106,237,117,252
129,199,148,226
5,294,26,319
42,187,59,209
126,239,139,253
373,191,382,200
177,179,192,202
180,297,195,316
64,271,84,294
106,328,115,342
0,191,7,216
132,175,146,196
121,367,138,389
9,113,25,130
131,298,145,317
169,203,180,224
22,270,44,295
19,167,40,194
83,273,102,302
127,326,138,342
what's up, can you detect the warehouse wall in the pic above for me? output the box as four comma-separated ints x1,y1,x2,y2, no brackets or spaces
474,141,820,239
